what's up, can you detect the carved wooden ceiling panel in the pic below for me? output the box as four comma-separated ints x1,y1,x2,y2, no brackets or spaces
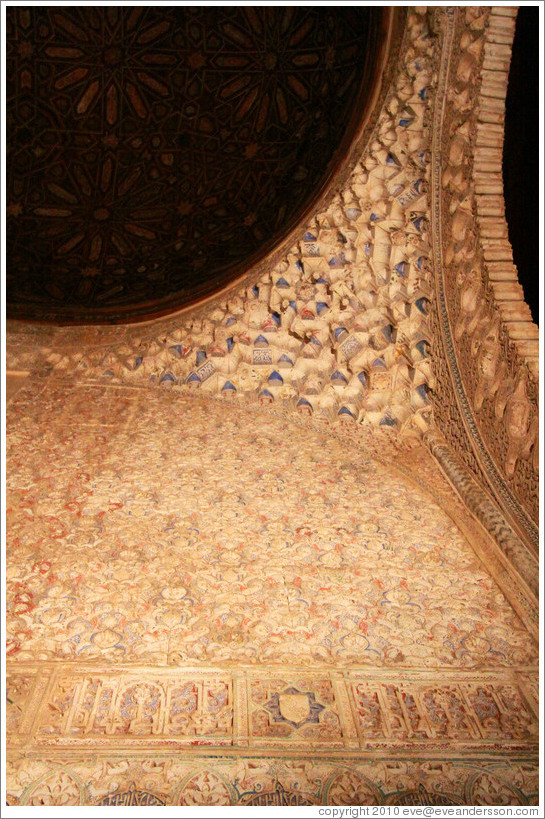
6,6,386,323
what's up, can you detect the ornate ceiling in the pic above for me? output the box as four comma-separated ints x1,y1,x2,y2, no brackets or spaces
5,8,540,807
6,6,388,324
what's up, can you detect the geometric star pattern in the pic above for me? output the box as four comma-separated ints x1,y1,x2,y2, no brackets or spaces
6,6,386,323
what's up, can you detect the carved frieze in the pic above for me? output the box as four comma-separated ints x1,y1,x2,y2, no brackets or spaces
7,665,538,753
6,752,539,806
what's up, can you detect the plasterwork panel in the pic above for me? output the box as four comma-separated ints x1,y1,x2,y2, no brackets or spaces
391,441,537,636
7,665,538,754
7,382,537,669
6,752,539,806
6,6,538,592
6,379,539,804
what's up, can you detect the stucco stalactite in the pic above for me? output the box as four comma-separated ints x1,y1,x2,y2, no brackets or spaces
6,7,435,438
6,7,539,808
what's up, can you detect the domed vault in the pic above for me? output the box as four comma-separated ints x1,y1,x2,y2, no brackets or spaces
6,5,391,323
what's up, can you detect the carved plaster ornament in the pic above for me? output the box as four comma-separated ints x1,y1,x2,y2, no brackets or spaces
493,374,515,422
215,350,241,376
449,119,471,154
454,267,485,342
465,6,488,27
269,288,289,315
469,309,500,359
503,376,536,478
455,51,478,86
244,300,270,330
329,280,355,311
449,84,474,115
395,70,414,100
444,222,477,267
237,365,262,393
223,296,243,318
468,308,499,358
449,185,474,223
328,197,346,227
461,30,484,60
530,420,539,472
443,164,469,195
473,339,506,414
301,374,323,396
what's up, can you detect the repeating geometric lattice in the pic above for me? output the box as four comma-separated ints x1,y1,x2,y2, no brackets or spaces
6,6,385,322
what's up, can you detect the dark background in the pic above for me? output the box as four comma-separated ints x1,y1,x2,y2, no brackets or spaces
503,6,539,324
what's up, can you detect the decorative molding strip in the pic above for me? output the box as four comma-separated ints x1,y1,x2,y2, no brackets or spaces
396,435,539,641
475,8,539,377
428,7,538,563
426,434,539,611
6,751,540,806
7,664,538,754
